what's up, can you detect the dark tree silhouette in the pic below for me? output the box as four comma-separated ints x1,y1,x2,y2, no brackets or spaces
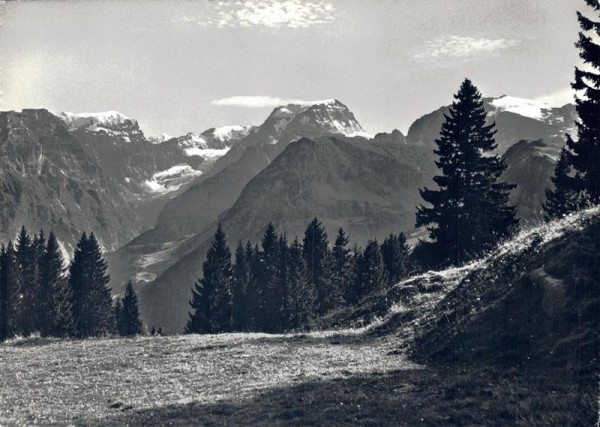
16,227,37,336
303,218,335,314
69,232,113,337
416,78,518,266
186,223,233,334
284,237,317,330
560,2,600,206
40,232,74,338
331,228,351,306
544,147,580,220
381,233,410,285
119,281,143,336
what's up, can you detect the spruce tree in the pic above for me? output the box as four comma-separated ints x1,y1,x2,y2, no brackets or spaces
359,240,386,298
0,245,9,341
150,325,156,336
347,245,363,305
331,228,351,306
186,223,233,334
119,281,143,336
256,223,279,332
303,218,334,314
232,241,251,331
557,2,600,206
380,233,410,286
16,226,37,336
40,232,74,337
416,79,518,266
285,238,317,330
272,235,289,332
114,298,124,336
544,147,579,220
69,232,113,337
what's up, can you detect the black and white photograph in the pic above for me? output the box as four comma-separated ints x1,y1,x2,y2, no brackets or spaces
0,0,598,425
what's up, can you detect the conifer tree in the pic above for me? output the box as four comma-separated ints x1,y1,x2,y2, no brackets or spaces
157,326,163,335
331,228,351,306
416,79,518,266
0,244,10,341
186,223,233,334
232,241,251,331
347,245,363,305
114,298,124,335
559,2,600,206
272,235,289,332
303,218,334,314
16,226,37,335
256,223,279,332
119,281,143,336
69,232,113,337
150,325,156,336
359,240,386,298
40,232,74,337
380,233,410,285
285,238,317,330
33,231,46,332
544,147,579,220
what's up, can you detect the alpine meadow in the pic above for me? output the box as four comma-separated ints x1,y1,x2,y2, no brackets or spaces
0,1,598,425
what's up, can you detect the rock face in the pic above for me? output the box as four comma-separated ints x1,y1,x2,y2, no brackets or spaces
136,136,437,333
63,112,251,226
0,109,142,252
0,109,247,253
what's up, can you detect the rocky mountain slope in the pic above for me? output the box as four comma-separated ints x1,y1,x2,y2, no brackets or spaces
62,111,252,226
0,109,142,252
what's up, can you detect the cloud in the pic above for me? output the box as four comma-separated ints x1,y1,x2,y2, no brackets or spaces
172,1,335,29
211,95,323,108
414,35,521,61
533,87,576,107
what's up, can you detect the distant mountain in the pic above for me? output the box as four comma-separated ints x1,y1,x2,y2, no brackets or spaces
61,112,251,226
0,109,142,252
107,99,374,301
502,139,559,223
406,96,576,154
136,136,437,332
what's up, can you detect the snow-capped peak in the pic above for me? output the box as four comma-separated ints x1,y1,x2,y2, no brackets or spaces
489,96,552,121
201,125,254,143
58,111,133,129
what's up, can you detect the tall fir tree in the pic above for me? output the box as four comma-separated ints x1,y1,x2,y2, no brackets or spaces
256,223,280,332
69,232,113,337
380,233,410,286
559,2,600,206
40,232,74,338
114,298,124,336
186,223,233,334
0,244,7,341
16,226,38,335
331,228,351,306
303,218,335,314
416,78,518,266
232,241,251,331
119,281,143,336
284,238,317,330
358,240,386,298
347,245,364,305
544,147,579,220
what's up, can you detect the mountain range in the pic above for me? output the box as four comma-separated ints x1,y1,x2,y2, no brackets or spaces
0,95,576,331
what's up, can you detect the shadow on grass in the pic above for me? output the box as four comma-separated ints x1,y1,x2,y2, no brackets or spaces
93,366,596,426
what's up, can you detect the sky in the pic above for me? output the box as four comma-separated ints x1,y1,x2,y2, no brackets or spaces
0,0,585,137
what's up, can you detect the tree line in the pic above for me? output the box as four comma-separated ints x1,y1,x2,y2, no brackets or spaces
0,227,143,342
185,219,411,334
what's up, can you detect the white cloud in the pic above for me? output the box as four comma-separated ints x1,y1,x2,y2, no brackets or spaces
211,95,319,108
414,35,521,61
172,1,335,29
533,87,576,107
